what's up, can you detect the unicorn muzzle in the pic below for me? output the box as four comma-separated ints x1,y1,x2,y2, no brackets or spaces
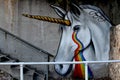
22,14,71,26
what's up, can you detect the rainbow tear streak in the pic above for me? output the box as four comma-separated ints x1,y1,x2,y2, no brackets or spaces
72,31,93,79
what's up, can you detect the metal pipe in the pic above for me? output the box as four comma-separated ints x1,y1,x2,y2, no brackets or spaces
0,60,120,79
85,63,88,80
0,60,119,65
20,64,24,80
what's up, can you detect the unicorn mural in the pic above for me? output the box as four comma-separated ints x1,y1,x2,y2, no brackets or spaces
23,3,112,79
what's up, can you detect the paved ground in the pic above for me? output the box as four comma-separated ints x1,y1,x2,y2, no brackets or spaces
0,70,13,80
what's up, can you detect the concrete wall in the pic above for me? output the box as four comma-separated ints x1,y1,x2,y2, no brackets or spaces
0,0,120,79
0,29,48,78
0,0,120,56
0,0,60,56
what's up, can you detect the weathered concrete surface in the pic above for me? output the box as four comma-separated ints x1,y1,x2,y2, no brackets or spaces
0,70,13,80
0,0,120,57
109,24,120,80
0,0,61,79
0,0,60,56
0,0,120,79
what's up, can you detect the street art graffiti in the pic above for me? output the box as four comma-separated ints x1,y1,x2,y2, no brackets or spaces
23,3,112,79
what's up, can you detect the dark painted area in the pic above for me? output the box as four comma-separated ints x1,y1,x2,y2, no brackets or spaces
47,0,120,25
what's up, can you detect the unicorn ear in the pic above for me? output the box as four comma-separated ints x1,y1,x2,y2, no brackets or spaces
70,3,82,16
51,5,66,18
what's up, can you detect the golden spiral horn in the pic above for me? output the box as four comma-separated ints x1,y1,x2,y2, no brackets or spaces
22,14,71,26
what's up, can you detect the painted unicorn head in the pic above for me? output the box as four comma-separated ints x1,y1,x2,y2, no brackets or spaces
52,4,112,78
23,3,112,79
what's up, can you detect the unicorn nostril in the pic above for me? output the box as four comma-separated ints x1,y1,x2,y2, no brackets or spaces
59,64,63,69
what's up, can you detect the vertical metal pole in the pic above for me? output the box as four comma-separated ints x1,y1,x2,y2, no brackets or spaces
85,63,88,80
20,64,24,80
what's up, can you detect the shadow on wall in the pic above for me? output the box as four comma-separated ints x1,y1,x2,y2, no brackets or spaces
47,0,120,25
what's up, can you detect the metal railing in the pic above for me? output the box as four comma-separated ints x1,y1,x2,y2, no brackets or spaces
1,60,120,80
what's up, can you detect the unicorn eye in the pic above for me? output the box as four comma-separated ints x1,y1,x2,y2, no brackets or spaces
73,25,80,31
